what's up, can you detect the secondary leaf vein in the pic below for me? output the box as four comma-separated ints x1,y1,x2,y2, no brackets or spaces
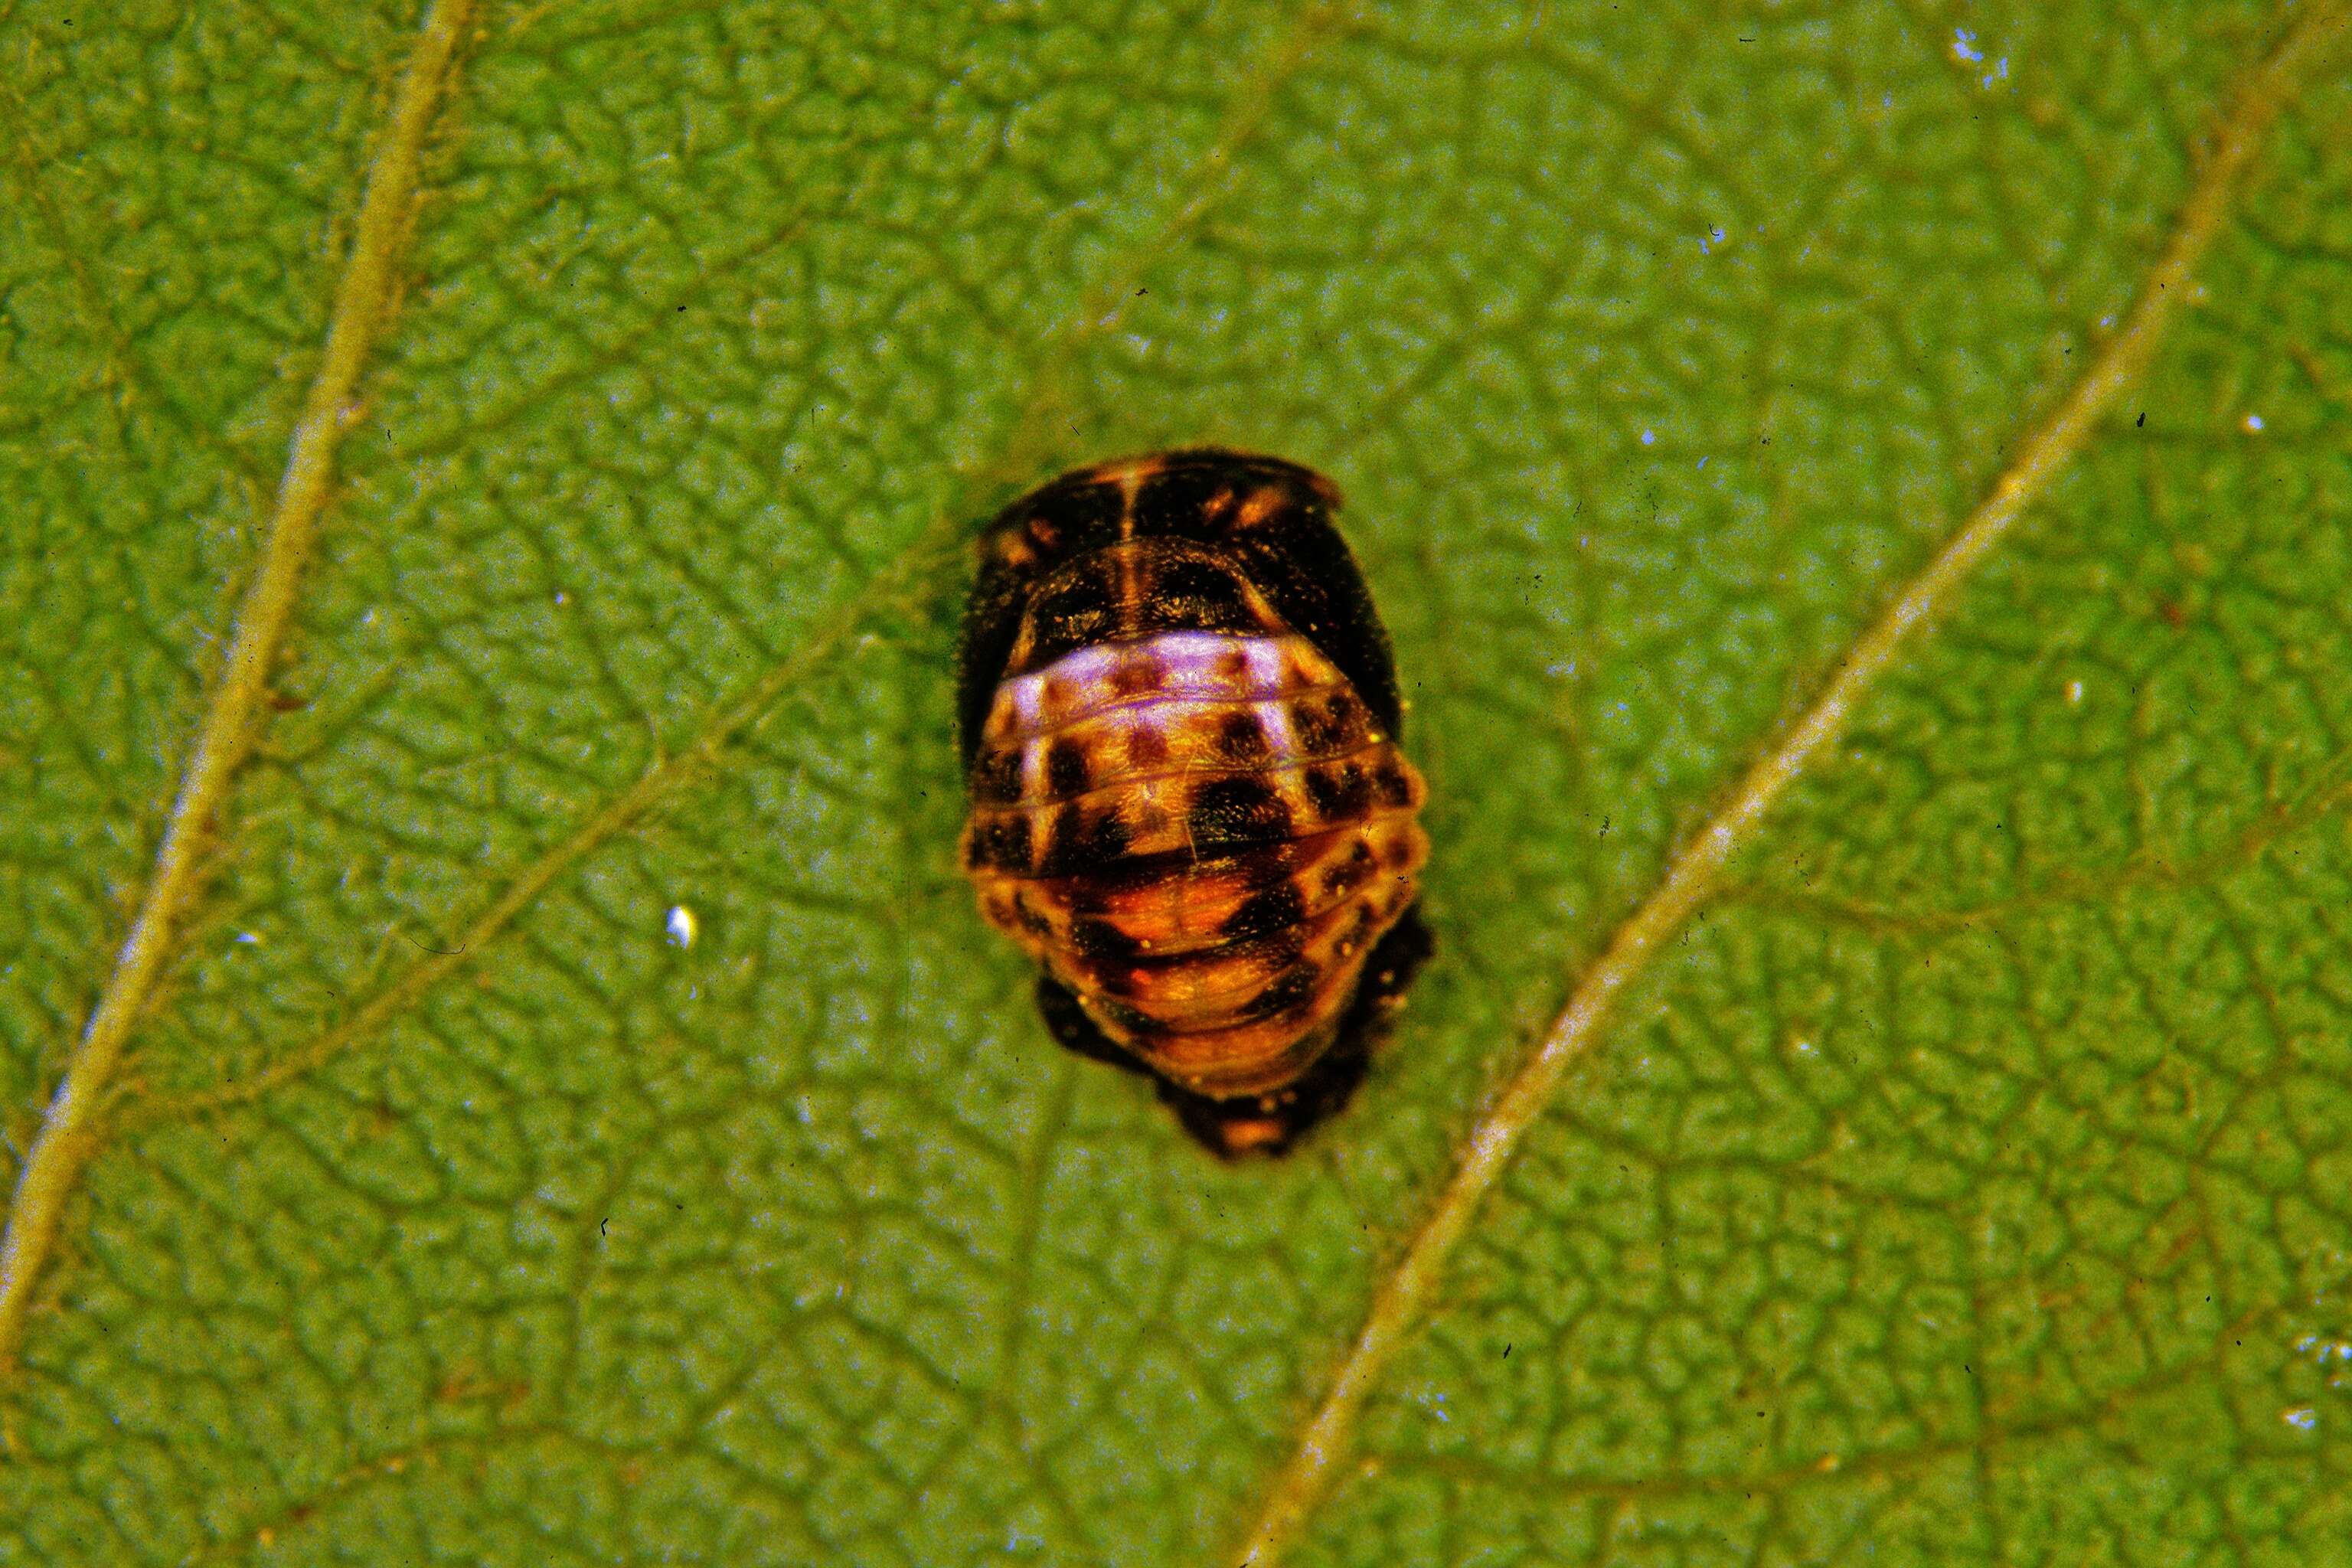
113,0,1359,1135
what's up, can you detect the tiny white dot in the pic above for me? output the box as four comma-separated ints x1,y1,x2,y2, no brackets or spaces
2066,679,2084,704
2284,1406,2316,1430
666,905,697,948
2242,413,2265,433
1640,428,1656,446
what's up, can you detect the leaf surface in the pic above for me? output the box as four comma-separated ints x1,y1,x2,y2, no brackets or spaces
2,2,2348,1564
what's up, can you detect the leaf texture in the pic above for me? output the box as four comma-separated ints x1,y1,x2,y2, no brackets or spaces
1,1,2347,1564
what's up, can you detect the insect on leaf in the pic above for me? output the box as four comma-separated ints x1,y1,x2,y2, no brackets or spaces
2,2,2348,1565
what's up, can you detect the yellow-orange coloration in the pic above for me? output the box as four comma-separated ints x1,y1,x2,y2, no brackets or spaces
956,449,1429,1152
962,628,1426,1097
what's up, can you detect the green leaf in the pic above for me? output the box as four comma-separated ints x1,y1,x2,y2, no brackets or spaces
2,0,2347,1563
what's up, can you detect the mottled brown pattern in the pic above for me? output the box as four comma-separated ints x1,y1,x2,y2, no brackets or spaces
957,449,1429,1155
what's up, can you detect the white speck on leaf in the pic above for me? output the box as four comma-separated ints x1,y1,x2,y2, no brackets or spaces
2243,413,2265,432
1952,27,1982,62
2066,679,2084,704
2284,1406,2317,1429
666,905,697,948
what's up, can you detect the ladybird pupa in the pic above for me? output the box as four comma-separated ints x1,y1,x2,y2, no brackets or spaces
956,449,1430,1155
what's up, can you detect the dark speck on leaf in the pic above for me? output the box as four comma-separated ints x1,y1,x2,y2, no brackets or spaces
397,931,467,956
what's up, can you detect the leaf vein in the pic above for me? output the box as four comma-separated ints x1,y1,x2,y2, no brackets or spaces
0,74,273,498
1224,10,2348,1563
108,0,1361,1136
0,0,477,1380
1721,753,2352,936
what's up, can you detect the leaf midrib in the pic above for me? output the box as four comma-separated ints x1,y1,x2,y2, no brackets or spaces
0,0,478,1375
1222,10,2349,1563
0,0,1357,1383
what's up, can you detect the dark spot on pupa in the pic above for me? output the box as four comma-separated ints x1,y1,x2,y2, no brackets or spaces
1371,760,1414,808
1029,573,1125,661
1305,762,1374,821
1070,915,1142,960
1292,694,1352,753
1187,775,1293,851
969,745,1024,803
1215,710,1271,762
1088,806,1135,865
1086,991,1159,1037
1146,555,1263,632
965,814,1032,871
1221,881,1306,942
1125,725,1169,768
1039,803,1132,876
1320,843,1373,897
1044,737,1091,798
1237,962,1319,1021
1110,652,1166,696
